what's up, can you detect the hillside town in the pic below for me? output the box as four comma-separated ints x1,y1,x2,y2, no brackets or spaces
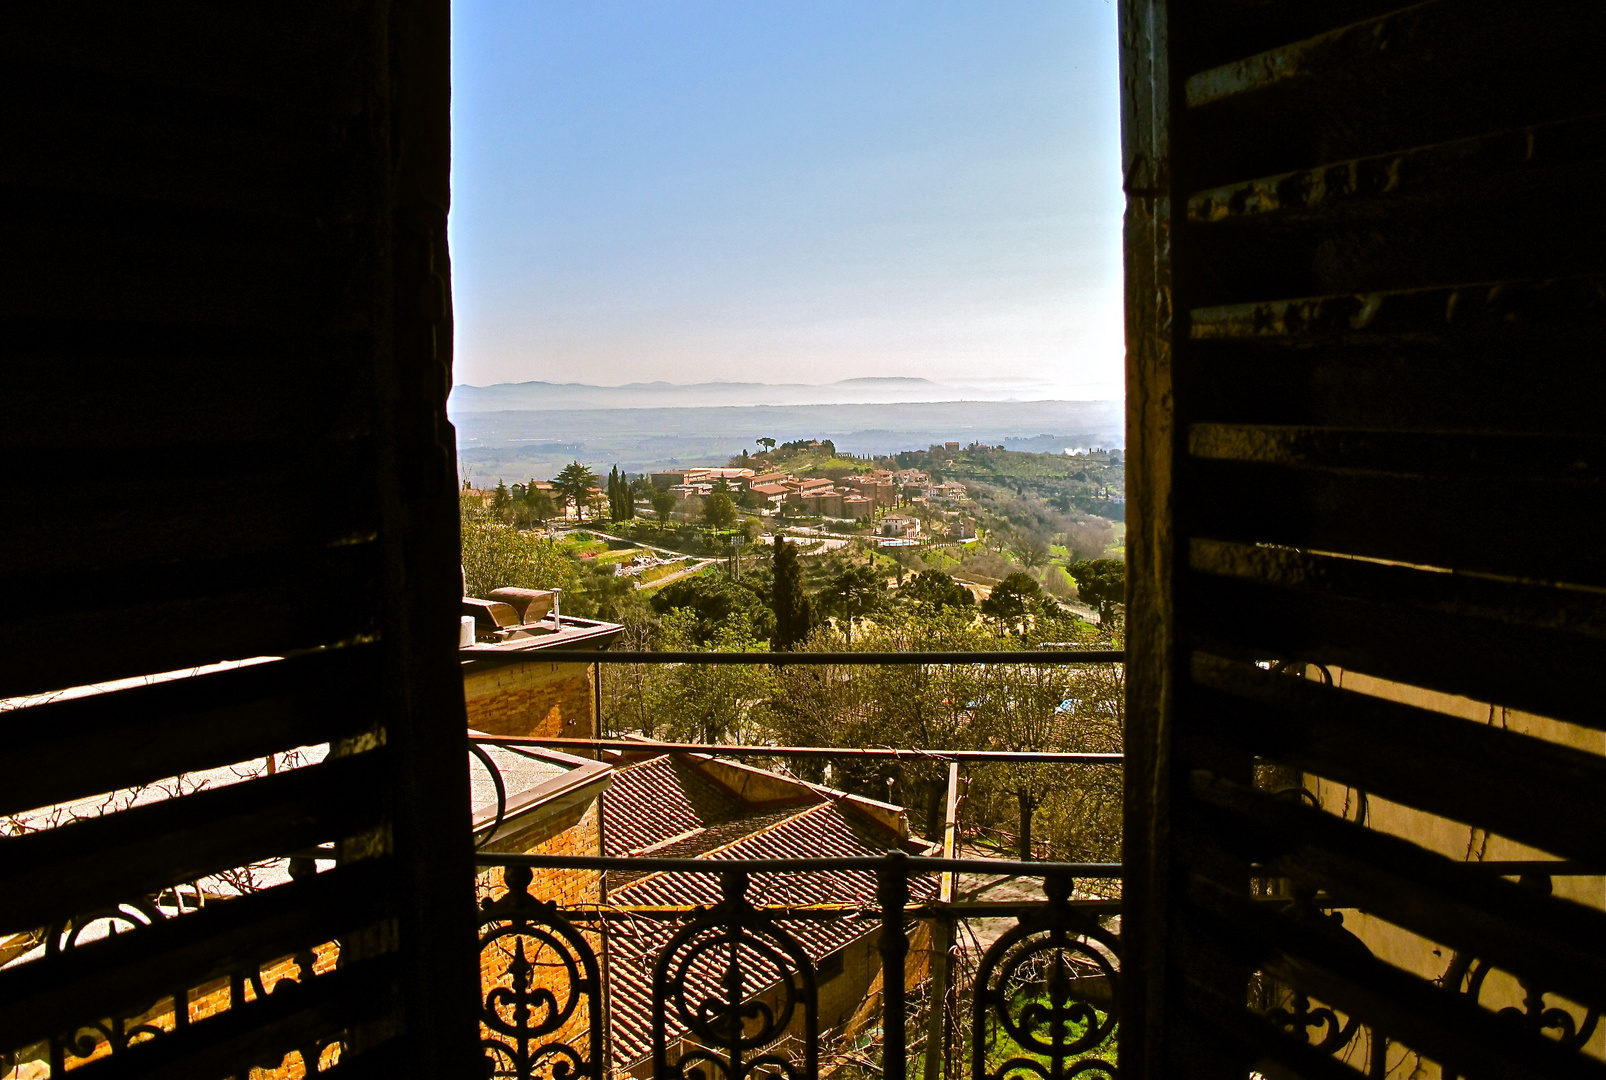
646,464,976,541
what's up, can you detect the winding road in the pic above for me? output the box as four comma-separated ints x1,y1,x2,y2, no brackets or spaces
553,527,719,590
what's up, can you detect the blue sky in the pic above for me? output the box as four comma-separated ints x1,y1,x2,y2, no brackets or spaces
449,1,1123,396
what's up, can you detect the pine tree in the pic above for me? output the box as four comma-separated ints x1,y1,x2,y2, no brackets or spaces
771,539,813,650
553,461,598,522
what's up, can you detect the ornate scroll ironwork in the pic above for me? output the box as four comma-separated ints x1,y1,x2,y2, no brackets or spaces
972,872,1119,1080
652,869,819,1080
480,864,604,1080
1440,873,1600,1080
47,898,177,1071
1255,884,1386,1078
33,859,344,1077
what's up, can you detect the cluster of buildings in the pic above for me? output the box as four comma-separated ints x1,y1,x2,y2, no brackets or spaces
648,466,971,536
648,466,762,502
651,466,888,520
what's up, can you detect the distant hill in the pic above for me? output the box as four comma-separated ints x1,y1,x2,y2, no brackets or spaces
448,376,1113,412
832,376,937,386
454,398,1124,484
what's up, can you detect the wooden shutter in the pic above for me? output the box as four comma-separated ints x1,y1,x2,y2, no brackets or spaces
0,3,477,1076
1121,1,1606,1076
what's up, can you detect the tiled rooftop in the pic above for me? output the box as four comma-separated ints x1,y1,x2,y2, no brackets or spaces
597,754,933,1068
602,754,745,856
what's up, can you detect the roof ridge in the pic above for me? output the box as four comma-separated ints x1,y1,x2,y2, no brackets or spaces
612,803,824,895
626,824,704,856
610,752,672,774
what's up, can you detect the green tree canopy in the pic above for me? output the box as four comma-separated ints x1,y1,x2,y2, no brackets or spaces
1068,558,1126,625
652,489,677,521
552,461,598,521
514,488,556,529
459,509,581,598
606,465,634,522
981,571,1043,632
650,572,774,644
571,560,634,622
899,569,974,611
703,492,737,529
819,564,888,643
765,612,1000,836
1014,531,1052,569
652,609,774,743
771,538,814,650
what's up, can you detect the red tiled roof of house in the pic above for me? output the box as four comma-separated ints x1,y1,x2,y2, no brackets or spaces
603,755,743,855
598,756,933,1068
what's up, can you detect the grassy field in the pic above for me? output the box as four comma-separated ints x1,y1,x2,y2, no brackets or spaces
636,560,708,588
1104,521,1126,559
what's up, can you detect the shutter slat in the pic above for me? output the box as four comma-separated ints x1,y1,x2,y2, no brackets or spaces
1125,0,1606,1073
0,752,389,935
0,318,373,449
0,646,382,817
1188,877,1606,1080
1184,0,1606,187
1187,540,1606,728
1185,113,1606,307
61,952,400,1080
1187,453,1605,586
1188,773,1606,1010
1189,653,1606,863
0,858,391,1051
0,441,378,578
3,2,472,1074
1,188,373,330
0,542,382,699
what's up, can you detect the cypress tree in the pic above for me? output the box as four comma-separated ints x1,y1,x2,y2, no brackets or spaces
619,471,635,520
771,538,813,650
606,465,631,522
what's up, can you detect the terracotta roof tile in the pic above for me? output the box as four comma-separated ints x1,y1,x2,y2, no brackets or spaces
602,755,744,855
602,801,934,1068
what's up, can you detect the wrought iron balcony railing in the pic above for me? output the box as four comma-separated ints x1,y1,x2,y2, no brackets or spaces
475,851,1123,1080
465,645,1127,1078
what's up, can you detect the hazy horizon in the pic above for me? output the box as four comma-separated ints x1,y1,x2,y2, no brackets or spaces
449,1,1124,396
448,374,1122,415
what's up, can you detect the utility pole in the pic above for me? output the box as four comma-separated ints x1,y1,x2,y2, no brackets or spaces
729,534,746,580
